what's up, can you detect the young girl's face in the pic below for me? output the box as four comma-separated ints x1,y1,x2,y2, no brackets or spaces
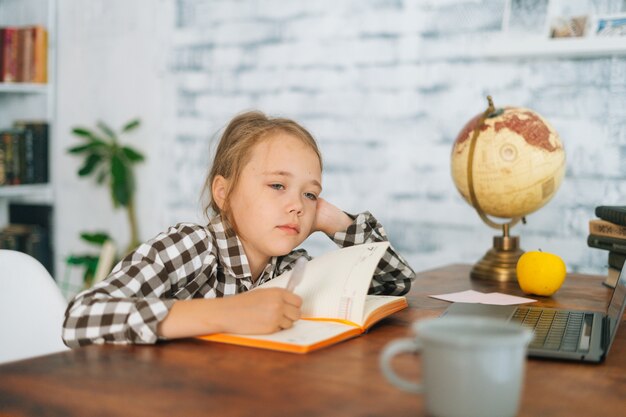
227,132,322,264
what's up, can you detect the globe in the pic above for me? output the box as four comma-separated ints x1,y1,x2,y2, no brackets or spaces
450,96,566,282
451,104,566,220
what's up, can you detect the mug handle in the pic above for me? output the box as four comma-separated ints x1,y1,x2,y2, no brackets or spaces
380,338,424,393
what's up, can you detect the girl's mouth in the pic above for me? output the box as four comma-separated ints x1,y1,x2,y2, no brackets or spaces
277,224,300,234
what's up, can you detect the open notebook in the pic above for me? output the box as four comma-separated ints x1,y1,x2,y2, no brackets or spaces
198,242,407,353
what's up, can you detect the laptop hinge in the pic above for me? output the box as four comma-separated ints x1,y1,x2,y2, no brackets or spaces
601,315,610,351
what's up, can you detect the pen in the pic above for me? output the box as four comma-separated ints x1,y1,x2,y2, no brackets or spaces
286,257,307,292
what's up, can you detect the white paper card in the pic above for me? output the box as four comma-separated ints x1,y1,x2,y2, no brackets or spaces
429,290,536,305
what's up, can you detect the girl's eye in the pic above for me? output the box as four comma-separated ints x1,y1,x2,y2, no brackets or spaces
304,192,318,201
270,184,285,190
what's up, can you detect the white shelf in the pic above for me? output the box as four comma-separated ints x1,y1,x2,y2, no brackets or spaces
0,184,54,202
0,83,49,94
422,35,626,61
486,36,626,59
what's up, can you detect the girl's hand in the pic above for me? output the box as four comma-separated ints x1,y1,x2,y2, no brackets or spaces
217,288,303,334
157,288,302,339
313,198,353,236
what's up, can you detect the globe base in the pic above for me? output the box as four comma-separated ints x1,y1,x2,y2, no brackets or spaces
471,235,524,282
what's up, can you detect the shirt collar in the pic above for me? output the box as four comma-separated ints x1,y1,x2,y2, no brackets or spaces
207,214,279,283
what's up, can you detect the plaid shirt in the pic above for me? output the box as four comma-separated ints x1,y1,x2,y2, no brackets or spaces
62,212,415,347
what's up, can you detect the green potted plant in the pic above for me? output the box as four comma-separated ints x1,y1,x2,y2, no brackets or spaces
65,119,144,289
67,118,144,253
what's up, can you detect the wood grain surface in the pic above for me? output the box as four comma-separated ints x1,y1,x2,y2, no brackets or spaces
0,264,623,417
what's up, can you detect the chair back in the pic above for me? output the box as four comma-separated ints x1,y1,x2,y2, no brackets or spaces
0,250,69,364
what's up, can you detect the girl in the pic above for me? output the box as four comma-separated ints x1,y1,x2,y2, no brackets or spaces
62,111,415,347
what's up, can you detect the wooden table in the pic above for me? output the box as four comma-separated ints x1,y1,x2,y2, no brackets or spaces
1,264,624,417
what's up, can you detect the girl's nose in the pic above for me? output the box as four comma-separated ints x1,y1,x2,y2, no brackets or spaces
288,194,304,216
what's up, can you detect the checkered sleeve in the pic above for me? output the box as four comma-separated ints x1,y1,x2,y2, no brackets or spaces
62,224,214,348
330,211,416,295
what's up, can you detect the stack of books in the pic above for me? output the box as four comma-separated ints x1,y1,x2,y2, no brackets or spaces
0,25,48,84
0,223,48,267
588,205,626,288
1,203,54,276
0,121,49,186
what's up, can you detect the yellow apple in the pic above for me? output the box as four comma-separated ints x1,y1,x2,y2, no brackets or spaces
516,251,567,296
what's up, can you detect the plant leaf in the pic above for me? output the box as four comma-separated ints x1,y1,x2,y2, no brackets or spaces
122,118,141,133
71,127,94,138
78,154,103,177
84,257,101,283
67,141,108,155
122,146,145,162
80,231,112,246
67,143,94,154
111,153,131,206
97,121,117,142
96,166,108,184
65,255,85,265
71,127,108,144
66,254,99,265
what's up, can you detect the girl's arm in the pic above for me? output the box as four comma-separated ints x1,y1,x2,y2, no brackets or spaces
62,238,178,347
312,198,354,235
312,198,416,296
63,223,301,347
156,288,301,338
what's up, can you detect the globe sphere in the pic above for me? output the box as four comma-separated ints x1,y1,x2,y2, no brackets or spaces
451,106,565,219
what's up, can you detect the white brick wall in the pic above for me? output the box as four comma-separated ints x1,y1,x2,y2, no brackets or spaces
57,0,626,281
161,0,626,275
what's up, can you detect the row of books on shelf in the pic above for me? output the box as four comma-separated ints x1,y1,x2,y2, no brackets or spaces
0,121,49,186
0,203,53,275
587,205,626,288
0,223,52,275
0,25,48,84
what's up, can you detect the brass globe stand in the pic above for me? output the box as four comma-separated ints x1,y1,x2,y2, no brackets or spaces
466,96,525,282
470,223,524,282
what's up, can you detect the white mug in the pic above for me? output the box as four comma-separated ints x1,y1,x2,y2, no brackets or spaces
380,316,533,417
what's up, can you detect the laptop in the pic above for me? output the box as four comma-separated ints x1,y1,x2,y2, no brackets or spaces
441,267,626,363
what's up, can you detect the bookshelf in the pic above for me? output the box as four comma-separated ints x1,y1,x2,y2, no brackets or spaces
0,0,56,276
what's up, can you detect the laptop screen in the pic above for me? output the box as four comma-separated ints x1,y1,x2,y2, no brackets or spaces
607,267,626,351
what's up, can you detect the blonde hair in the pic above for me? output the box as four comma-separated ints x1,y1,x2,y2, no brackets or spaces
203,110,323,221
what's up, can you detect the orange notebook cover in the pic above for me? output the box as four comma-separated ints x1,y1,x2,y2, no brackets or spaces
198,242,408,353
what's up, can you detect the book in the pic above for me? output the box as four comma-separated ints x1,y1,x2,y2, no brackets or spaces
0,223,46,269
198,241,408,354
595,205,626,227
1,130,17,184
589,219,626,239
13,121,49,183
587,234,626,255
604,267,621,289
18,27,33,82
31,26,47,84
0,27,19,82
13,129,24,185
608,251,626,271
9,203,54,275
0,137,5,185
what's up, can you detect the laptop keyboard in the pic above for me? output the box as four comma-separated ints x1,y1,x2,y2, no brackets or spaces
511,307,593,352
